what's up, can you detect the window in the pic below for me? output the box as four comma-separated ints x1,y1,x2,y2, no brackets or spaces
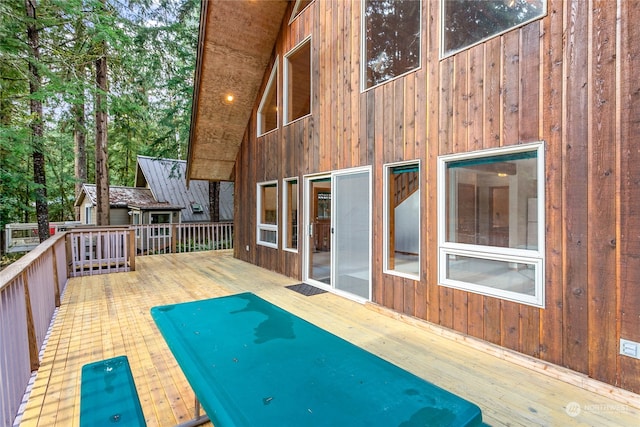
384,161,420,278
438,142,545,307
132,211,141,237
289,0,312,23
257,61,278,136
283,178,298,251
284,38,311,124
362,0,421,90
441,0,547,58
85,204,92,224
257,181,278,247
151,212,172,236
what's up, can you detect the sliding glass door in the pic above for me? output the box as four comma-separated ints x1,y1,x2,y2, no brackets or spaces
303,168,371,301
333,170,371,299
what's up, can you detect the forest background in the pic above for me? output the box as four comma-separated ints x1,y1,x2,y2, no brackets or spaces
1,0,200,257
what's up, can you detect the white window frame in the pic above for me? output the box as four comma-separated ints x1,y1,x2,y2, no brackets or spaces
85,204,93,225
383,160,420,280
283,177,299,253
440,0,547,59
257,181,278,248
283,36,312,125
257,59,279,136
437,142,545,307
150,211,172,236
289,0,313,24
131,210,142,237
361,0,422,92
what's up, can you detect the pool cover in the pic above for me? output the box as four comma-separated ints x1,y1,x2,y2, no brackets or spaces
151,292,483,427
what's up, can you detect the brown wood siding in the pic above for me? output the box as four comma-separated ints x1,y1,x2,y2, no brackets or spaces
231,0,640,393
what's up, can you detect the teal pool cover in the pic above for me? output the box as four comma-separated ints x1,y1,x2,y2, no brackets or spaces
151,292,483,427
80,356,146,427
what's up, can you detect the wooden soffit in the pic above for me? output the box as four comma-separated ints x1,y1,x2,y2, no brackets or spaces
187,0,288,182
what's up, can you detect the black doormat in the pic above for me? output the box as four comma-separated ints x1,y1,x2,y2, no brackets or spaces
286,283,327,296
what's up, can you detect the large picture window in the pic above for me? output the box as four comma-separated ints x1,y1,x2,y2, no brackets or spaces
283,177,298,251
438,143,545,307
284,38,311,124
257,61,278,136
384,161,420,278
362,0,421,90
257,181,278,248
442,0,546,57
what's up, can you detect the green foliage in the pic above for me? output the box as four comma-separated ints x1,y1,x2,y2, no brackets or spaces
0,0,200,227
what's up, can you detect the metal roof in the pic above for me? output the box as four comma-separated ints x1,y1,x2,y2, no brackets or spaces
135,156,233,222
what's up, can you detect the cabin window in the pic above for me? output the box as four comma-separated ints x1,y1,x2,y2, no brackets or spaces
441,0,547,58
362,0,421,90
257,60,278,136
257,181,278,248
384,161,420,279
284,37,311,124
283,177,299,252
84,204,92,225
132,211,141,237
151,212,172,236
437,142,545,307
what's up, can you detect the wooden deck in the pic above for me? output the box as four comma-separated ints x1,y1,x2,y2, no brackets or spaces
18,250,640,427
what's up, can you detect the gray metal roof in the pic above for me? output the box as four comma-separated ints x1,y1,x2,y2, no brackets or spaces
135,156,233,222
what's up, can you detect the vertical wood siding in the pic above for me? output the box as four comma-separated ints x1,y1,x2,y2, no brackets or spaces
232,0,640,393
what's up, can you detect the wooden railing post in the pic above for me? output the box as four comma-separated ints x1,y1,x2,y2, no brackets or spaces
52,244,61,307
171,224,178,253
22,271,40,371
128,229,136,271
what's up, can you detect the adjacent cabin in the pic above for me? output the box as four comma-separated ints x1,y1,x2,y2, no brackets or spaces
186,0,640,394
75,183,182,226
75,156,234,227
135,155,234,223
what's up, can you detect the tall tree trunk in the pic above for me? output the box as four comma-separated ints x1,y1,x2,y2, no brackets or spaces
209,181,220,222
26,0,49,242
73,19,87,221
73,100,86,220
95,2,109,226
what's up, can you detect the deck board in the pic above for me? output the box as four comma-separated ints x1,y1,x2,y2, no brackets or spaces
18,250,640,427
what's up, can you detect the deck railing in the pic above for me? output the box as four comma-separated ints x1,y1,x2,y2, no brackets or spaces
131,222,233,255
0,233,67,427
67,227,135,277
0,222,233,427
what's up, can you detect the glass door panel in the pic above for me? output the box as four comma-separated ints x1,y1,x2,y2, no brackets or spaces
333,170,370,299
308,178,331,285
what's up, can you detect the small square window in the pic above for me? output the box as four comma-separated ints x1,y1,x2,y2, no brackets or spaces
257,181,278,248
438,143,545,307
191,203,203,213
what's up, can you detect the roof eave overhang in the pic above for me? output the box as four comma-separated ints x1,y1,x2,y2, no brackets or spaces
187,0,289,183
